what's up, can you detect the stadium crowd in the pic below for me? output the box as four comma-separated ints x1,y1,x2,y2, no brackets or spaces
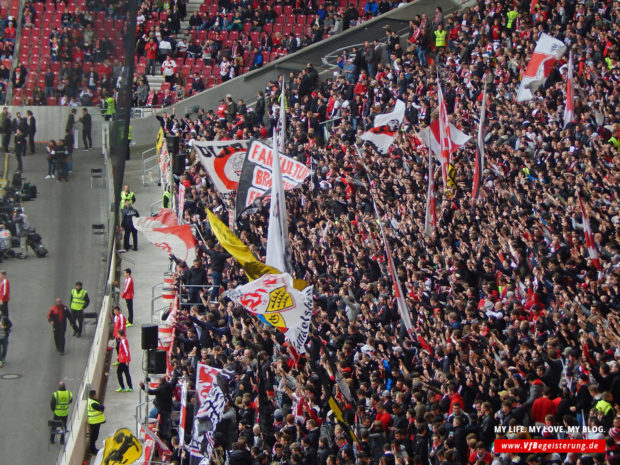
131,0,407,105
146,0,620,465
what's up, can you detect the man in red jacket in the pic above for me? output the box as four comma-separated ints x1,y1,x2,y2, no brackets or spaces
47,298,70,355
0,270,9,318
531,386,557,425
115,330,133,392
121,268,134,326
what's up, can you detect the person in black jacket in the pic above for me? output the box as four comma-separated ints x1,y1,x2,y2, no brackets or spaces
140,373,178,439
13,128,25,171
26,110,36,154
183,259,207,307
78,108,92,150
205,244,230,301
1,108,12,152
121,200,139,251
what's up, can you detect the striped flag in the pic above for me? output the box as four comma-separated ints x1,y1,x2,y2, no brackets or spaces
424,141,437,236
437,77,453,188
472,75,488,204
577,191,600,271
516,33,566,102
563,51,575,128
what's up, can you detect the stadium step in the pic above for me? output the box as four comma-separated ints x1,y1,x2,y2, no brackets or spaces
147,75,165,91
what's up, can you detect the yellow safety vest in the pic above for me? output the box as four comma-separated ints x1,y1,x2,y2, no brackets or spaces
596,399,614,416
507,10,518,29
162,191,171,208
104,97,116,115
120,191,135,205
435,29,447,47
53,390,73,417
71,288,87,311
87,399,106,425
128,125,132,141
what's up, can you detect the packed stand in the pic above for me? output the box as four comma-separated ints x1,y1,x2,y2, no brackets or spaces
145,1,620,464
0,0,20,104
131,0,410,106
11,0,127,106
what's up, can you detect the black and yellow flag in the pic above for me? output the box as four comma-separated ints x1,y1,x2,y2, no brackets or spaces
102,428,142,465
206,209,307,290
328,396,359,445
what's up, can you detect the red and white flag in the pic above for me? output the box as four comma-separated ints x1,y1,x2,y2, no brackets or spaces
424,146,437,236
472,75,488,204
178,380,188,446
136,224,197,263
577,192,600,271
516,33,566,102
195,363,221,405
420,119,471,184
360,100,406,154
132,208,178,229
436,79,453,187
563,51,574,128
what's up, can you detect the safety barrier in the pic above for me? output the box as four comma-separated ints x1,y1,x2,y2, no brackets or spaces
141,147,160,186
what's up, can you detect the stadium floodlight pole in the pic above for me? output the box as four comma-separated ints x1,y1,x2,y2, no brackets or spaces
112,0,139,217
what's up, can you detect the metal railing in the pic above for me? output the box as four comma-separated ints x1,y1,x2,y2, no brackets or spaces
141,147,159,186
150,198,163,216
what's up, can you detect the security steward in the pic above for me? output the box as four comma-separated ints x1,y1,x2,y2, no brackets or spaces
70,281,90,337
103,94,116,121
87,389,106,455
434,23,447,51
50,381,73,444
120,185,136,206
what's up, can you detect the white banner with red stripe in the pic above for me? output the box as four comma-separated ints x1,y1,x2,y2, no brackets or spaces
516,33,566,102
577,191,600,270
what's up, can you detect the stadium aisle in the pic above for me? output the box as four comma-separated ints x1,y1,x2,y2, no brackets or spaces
0,146,106,463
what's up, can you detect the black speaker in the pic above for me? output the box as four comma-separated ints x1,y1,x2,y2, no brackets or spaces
141,324,158,350
147,349,167,374
166,135,179,155
173,154,185,176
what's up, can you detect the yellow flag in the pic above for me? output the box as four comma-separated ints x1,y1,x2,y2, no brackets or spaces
206,209,307,290
155,128,164,154
102,428,142,465
328,396,359,444
447,163,456,189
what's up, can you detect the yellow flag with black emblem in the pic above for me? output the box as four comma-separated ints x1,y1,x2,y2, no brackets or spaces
101,428,142,465
206,209,307,290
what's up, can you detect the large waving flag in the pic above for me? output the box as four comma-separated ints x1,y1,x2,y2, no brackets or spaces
577,191,601,271
360,99,406,154
136,224,197,263
420,119,471,168
516,33,566,102
194,139,250,194
206,209,307,290
266,98,293,274
227,273,313,355
472,75,488,204
563,51,575,128
133,208,178,229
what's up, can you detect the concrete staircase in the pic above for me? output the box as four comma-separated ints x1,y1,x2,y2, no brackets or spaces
145,0,203,92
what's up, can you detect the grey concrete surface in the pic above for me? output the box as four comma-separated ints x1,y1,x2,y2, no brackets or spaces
97,146,170,452
0,146,107,464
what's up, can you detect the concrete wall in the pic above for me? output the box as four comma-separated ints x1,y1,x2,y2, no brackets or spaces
6,105,106,149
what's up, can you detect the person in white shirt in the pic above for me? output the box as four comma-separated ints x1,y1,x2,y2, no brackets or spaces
158,37,172,61
161,56,178,83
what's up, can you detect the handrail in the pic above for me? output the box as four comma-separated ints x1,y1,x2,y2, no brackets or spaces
150,199,162,216
141,147,159,186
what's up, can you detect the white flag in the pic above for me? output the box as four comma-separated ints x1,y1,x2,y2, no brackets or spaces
136,224,196,263
360,99,406,154
227,273,313,355
265,129,293,274
563,51,575,128
516,33,566,102
419,119,471,163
